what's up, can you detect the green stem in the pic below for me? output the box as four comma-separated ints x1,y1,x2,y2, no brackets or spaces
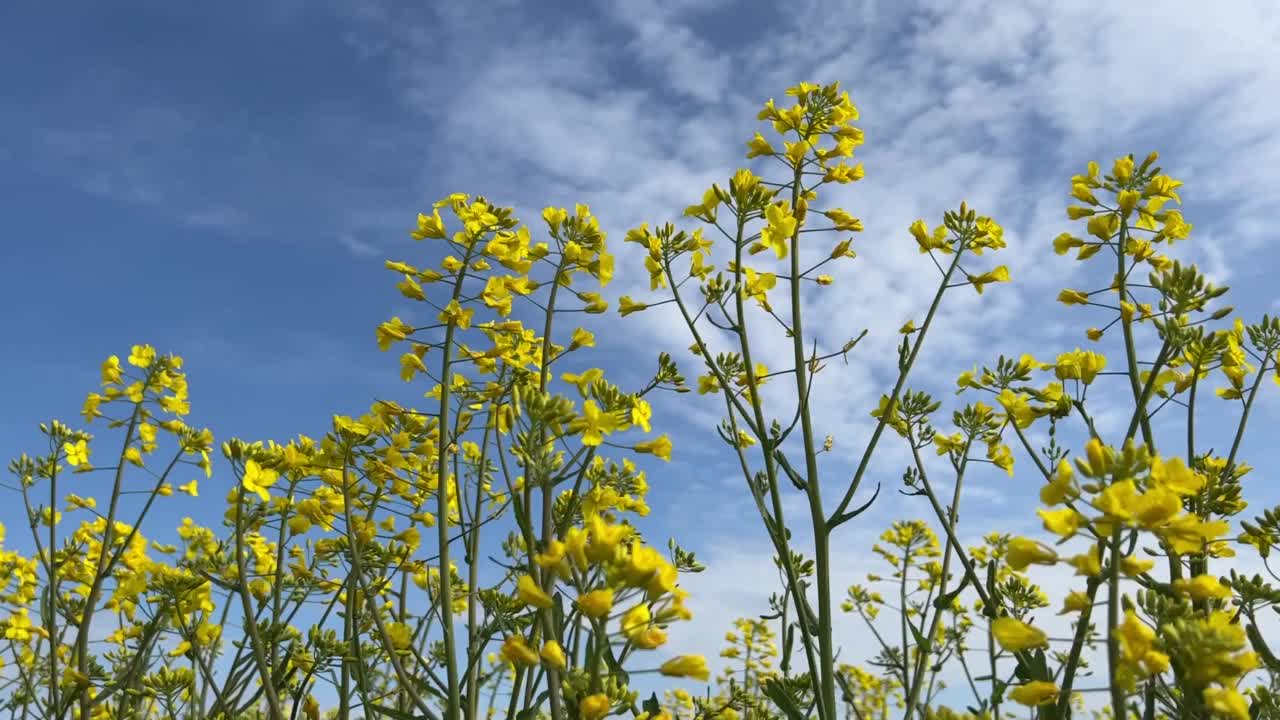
435,242,479,720
663,213,824,687
74,400,143,719
1053,577,1102,718
536,257,568,720
903,446,969,720
233,486,285,720
1116,223,1154,449
1107,529,1125,720
783,166,838,720
829,248,964,528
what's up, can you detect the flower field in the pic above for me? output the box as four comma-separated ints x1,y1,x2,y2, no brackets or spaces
4,79,1280,720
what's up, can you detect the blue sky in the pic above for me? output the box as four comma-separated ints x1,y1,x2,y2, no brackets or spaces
3,0,1280,703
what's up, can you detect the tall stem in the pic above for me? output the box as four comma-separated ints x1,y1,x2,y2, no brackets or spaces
784,165,838,720
1107,530,1125,720
1116,223,1154,449
436,241,478,720
74,400,142,719
536,262,567,720
233,489,285,720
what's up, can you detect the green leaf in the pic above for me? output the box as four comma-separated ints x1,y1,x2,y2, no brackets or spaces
763,679,807,720
907,620,928,649
642,693,662,717
367,703,430,720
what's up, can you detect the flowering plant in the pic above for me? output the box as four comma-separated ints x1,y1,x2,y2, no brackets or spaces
4,80,1279,720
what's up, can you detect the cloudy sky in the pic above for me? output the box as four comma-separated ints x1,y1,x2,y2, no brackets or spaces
3,0,1280,707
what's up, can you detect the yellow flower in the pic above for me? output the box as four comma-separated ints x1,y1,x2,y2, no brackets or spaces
101,355,124,385
577,589,614,619
128,344,156,368
1159,515,1230,555
63,440,91,467
437,299,474,329
660,655,710,681
1053,233,1084,255
823,161,865,184
385,622,413,652
742,267,777,310
1005,537,1058,571
620,603,652,638
1203,687,1250,720
397,274,426,301
1114,610,1168,689
565,527,589,570
516,574,553,609
534,539,567,575
376,316,413,351
683,186,720,223
1117,190,1141,216
1008,681,1059,707
1055,349,1107,385
1071,183,1098,204
1113,155,1134,181
1092,479,1139,520
241,460,277,502
66,494,96,511
500,636,539,667
630,399,652,433
631,625,668,650
540,641,566,670
967,265,1010,294
569,400,622,447
746,132,775,158
579,292,608,313
1068,545,1103,577
1038,507,1085,539
991,617,1047,652
910,220,951,254
1060,591,1090,614
1121,556,1155,577
932,432,964,456
633,435,672,462
1149,455,1206,496
1173,574,1232,602
1057,289,1091,306
956,367,983,392
783,140,807,167
1040,460,1079,505
543,206,569,234
996,389,1035,429
580,694,612,720
1086,212,1120,241
619,296,647,317
3,609,42,641
562,368,604,397
411,209,447,239
987,440,1015,476
586,515,631,563
754,201,796,259
570,327,595,350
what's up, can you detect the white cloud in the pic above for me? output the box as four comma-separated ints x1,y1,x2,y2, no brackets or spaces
338,232,381,257
601,0,733,103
